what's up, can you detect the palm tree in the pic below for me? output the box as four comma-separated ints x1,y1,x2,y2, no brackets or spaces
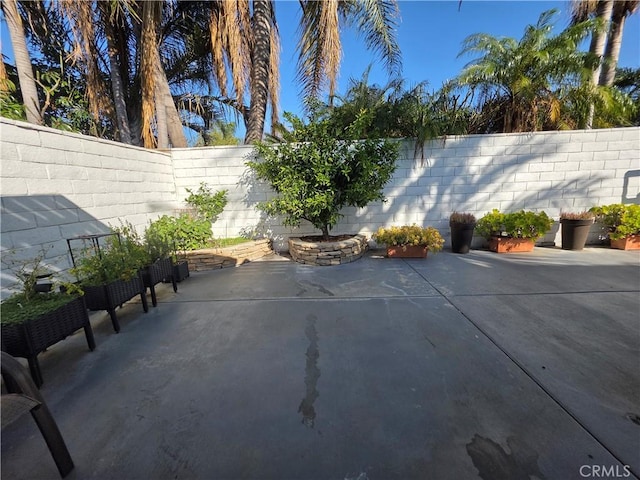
571,0,638,87
242,0,402,143
2,0,42,125
599,1,639,86
456,9,597,132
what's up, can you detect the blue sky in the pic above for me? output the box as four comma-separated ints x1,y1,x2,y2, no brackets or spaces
1,1,638,141
274,0,640,120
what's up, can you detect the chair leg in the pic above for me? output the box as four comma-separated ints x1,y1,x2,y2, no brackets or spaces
31,402,75,477
83,323,96,351
27,356,43,389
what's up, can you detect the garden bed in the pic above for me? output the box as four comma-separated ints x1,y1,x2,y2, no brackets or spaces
184,239,273,271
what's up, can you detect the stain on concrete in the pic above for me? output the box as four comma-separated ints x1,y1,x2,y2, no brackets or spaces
299,314,320,428
466,434,546,480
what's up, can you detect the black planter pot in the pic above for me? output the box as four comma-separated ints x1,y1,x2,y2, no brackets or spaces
141,257,177,307
450,222,476,254
561,219,594,250
1,296,95,387
83,275,148,333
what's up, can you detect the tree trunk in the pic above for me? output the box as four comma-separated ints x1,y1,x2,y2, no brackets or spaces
586,0,614,128
154,64,169,149
321,225,330,241
103,14,132,144
589,0,614,85
244,0,271,144
155,64,187,147
599,1,628,86
3,0,42,125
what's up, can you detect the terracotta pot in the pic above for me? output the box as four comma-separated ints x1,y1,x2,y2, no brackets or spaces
610,235,640,250
489,236,535,253
386,245,428,258
560,218,593,251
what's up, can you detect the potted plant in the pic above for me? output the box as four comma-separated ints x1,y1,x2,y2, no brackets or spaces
69,231,148,333
560,211,595,250
589,204,640,250
476,209,553,253
1,251,95,387
112,222,179,308
449,212,476,254
373,225,445,258
247,108,398,265
145,215,199,283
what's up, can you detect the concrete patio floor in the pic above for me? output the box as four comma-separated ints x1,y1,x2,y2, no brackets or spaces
2,246,639,480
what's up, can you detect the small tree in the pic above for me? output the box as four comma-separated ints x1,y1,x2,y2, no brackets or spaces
247,109,399,240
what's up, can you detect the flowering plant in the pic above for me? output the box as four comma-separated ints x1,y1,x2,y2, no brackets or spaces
373,225,444,252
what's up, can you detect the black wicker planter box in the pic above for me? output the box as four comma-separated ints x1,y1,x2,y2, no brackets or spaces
171,260,190,283
141,257,177,307
83,275,148,333
1,296,95,387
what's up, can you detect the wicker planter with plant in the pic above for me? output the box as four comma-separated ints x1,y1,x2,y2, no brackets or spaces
373,225,445,258
476,210,553,253
69,231,148,333
449,212,477,254
560,211,595,250
1,251,95,387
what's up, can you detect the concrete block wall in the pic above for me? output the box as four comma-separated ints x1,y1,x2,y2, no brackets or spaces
1,119,178,292
172,127,640,250
1,118,639,293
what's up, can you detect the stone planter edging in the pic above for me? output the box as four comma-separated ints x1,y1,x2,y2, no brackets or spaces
288,234,368,266
184,239,273,271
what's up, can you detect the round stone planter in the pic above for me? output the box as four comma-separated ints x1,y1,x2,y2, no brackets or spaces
288,234,368,266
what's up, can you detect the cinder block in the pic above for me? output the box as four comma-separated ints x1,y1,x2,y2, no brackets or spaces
1,212,37,232
581,142,610,152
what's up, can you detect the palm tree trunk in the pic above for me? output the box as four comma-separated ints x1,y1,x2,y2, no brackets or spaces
589,0,614,85
155,65,187,147
103,15,132,144
154,64,169,149
586,0,614,128
244,0,272,144
599,1,630,86
3,0,42,125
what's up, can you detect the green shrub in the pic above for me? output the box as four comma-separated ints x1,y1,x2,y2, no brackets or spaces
146,214,212,253
247,110,399,240
373,225,445,252
590,204,640,240
185,183,228,223
476,209,553,240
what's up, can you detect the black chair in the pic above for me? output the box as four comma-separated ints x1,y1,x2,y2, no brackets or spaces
1,352,74,477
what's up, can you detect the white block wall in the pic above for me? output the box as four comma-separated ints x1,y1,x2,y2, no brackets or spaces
1,119,178,292
1,118,639,295
172,127,640,250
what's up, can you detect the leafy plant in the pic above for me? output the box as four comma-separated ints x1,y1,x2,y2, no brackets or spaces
449,212,477,225
70,228,147,286
476,210,553,240
590,204,640,240
248,109,399,240
146,214,212,253
373,225,445,252
185,183,228,223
